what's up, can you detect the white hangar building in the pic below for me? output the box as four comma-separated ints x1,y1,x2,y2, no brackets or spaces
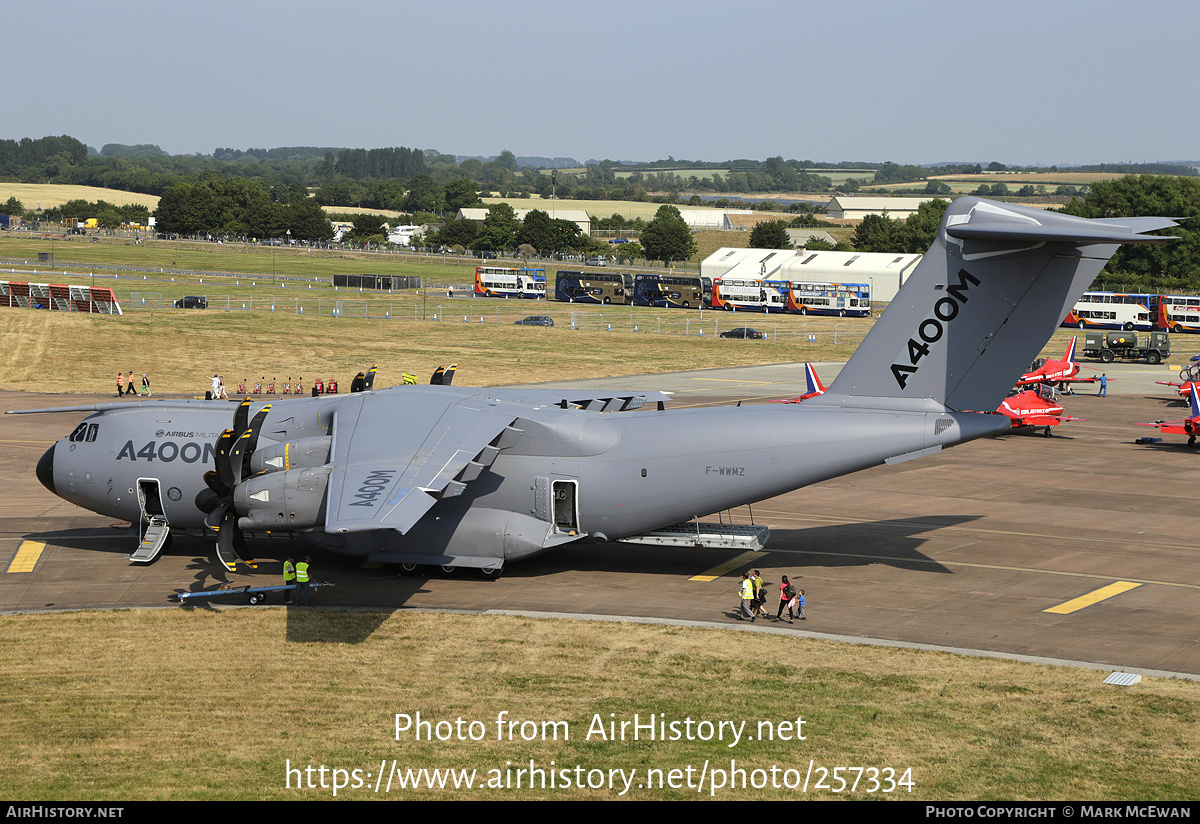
675,209,752,229
700,247,923,303
457,207,592,236
825,196,936,221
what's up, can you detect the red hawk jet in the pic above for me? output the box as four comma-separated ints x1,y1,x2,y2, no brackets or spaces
1016,337,1097,389
1139,385,1200,446
997,387,1081,437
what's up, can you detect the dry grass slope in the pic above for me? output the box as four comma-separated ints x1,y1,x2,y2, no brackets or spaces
0,609,1196,800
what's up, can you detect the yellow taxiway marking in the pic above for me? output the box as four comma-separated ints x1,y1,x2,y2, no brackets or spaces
690,550,766,581
1043,582,1143,614
7,541,46,573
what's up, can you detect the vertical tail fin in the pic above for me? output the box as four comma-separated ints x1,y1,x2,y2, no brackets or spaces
1189,385,1199,420
1064,336,1077,364
822,198,1177,412
804,363,826,397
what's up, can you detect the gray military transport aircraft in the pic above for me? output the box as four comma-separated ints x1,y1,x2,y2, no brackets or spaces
11,198,1178,577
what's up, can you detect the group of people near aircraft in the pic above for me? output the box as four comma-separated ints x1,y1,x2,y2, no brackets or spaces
738,570,805,624
116,371,151,397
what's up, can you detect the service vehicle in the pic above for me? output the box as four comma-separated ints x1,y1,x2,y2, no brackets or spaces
1081,330,1170,364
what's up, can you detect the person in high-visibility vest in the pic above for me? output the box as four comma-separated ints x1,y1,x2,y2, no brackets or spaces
739,572,756,621
282,557,296,605
295,556,312,606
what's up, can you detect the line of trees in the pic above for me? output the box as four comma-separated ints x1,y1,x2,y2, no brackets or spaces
6,133,1198,220
153,174,333,241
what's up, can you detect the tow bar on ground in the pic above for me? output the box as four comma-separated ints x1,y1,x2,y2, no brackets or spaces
171,582,333,605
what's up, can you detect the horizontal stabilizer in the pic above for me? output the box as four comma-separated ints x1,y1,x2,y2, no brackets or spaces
823,198,1179,413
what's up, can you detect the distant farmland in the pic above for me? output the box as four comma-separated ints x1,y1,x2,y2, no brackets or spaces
864,171,1127,194
0,182,160,210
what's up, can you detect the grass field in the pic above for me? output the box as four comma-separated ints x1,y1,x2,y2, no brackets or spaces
0,231,1098,395
0,610,1195,800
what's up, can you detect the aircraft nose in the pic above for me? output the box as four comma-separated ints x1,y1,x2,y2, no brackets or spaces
36,444,56,495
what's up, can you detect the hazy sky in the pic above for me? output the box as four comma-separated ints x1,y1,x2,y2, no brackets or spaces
8,0,1197,166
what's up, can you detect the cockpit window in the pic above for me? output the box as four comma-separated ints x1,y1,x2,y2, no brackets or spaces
69,423,100,443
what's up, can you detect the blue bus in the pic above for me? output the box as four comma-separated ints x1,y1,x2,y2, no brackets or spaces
553,271,633,305
632,274,711,309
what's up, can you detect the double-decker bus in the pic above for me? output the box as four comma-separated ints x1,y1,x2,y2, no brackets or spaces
711,278,790,312
1061,291,1155,331
1155,294,1200,333
474,267,546,299
553,271,633,305
784,281,871,317
632,274,711,309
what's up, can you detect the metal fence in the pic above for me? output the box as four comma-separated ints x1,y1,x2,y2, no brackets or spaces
114,290,868,346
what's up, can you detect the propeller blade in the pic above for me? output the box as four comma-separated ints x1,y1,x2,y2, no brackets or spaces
363,364,378,390
431,366,445,385
240,406,270,479
215,505,256,570
214,428,237,492
228,432,250,488
203,468,229,499
231,523,254,567
204,500,229,535
195,486,221,514
441,364,456,386
215,510,238,572
232,397,252,439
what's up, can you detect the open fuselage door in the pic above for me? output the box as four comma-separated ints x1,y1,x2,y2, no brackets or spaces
130,478,170,563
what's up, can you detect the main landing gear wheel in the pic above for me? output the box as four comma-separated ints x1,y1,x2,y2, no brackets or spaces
479,566,503,579
399,563,420,575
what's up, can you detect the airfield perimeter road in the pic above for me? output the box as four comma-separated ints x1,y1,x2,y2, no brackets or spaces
2,358,1199,680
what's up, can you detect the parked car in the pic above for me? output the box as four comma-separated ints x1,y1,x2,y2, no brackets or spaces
174,296,208,309
719,327,764,339
585,257,608,267
514,316,554,326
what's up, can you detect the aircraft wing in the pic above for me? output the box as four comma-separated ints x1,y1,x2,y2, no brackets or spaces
1136,421,1190,434
322,392,521,535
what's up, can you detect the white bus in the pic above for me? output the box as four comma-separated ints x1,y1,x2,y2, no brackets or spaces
711,278,790,312
474,267,547,299
1155,294,1200,333
1062,291,1155,331
784,281,871,317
